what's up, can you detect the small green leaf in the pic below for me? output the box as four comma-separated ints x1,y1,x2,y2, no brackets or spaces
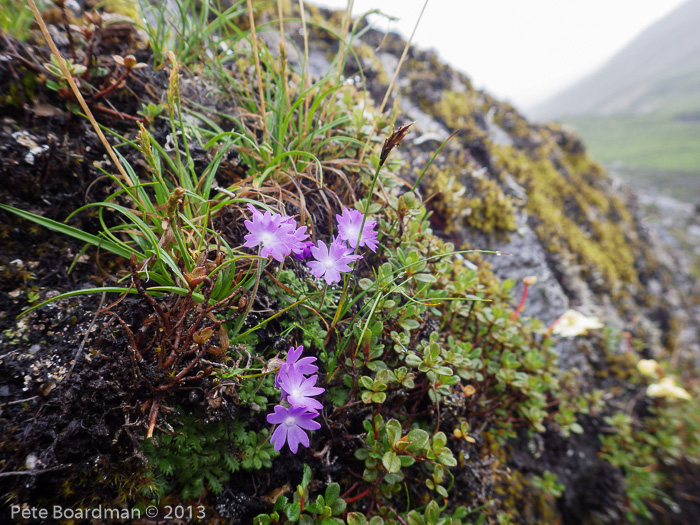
285,502,301,522
382,451,402,473
355,448,369,460
438,452,457,467
330,496,346,515
325,482,340,503
302,464,312,488
405,354,423,367
371,392,386,403
406,429,430,452
386,419,402,446
433,432,447,449
347,512,367,525
570,422,584,434
400,319,421,331
425,500,439,524
359,376,374,389
399,455,415,468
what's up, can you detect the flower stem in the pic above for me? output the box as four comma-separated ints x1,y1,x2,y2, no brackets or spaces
510,276,537,322
330,161,383,331
241,250,265,327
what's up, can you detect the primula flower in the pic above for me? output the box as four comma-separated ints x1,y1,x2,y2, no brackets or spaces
267,405,321,453
243,204,308,262
281,216,310,254
336,207,379,252
647,377,691,401
551,309,604,337
307,237,362,285
278,366,325,411
293,240,315,261
274,345,318,388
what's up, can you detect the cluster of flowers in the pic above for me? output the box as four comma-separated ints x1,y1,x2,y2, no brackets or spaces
637,359,691,401
266,346,324,453
243,203,378,284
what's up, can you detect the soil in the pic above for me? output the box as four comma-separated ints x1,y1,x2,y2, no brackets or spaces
1,9,699,525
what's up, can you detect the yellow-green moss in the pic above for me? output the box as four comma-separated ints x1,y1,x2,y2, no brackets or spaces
430,90,488,143
493,144,640,294
354,43,389,85
425,152,517,236
467,177,518,235
486,440,561,524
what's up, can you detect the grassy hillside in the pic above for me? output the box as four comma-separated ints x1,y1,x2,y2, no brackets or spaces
532,1,700,120
1,1,699,523
567,115,700,171
533,1,700,193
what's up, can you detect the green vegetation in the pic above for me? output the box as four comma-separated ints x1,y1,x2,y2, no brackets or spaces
1,0,698,523
566,115,700,173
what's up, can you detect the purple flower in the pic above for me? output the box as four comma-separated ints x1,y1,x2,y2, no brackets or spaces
281,216,311,255
267,405,321,453
243,204,308,262
307,237,362,285
293,240,315,261
278,366,325,411
274,345,318,388
336,207,378,252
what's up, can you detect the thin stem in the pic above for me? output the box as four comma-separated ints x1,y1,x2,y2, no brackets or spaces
245,0,270,144
298,0,310,121
358,0,429,163
330,160,382,331
277,0,291,110
26,0,132,187
335,0,355,80
241,250,265,327
510,283,530,322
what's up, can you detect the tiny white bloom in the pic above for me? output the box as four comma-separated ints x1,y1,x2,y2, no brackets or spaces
647,377,691,401
637,359,660,379
551,309,604,337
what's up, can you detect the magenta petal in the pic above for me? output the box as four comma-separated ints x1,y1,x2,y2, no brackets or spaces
324,269,341,284
286,426,309,453
296,415,322,431
287,346,303,364
267,405,287,424
306,261,326,279
270,424,287,451
310,240,328,259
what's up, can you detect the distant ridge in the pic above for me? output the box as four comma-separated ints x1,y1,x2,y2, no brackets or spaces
531,0,700,120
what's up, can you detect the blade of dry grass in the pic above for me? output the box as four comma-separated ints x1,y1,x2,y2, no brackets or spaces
26,0,132,188
359,0,429,163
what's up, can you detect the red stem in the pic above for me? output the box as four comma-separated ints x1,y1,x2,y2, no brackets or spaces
343,487,371,504
510,283,530,321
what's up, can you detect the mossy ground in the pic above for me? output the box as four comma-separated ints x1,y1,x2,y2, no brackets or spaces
0,2,698,524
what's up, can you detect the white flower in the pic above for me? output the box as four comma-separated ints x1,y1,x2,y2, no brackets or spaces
637,359,661,379
647,377,691,401
551,309,604,337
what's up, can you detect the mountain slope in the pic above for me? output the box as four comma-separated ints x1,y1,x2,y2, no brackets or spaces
531,0,700,119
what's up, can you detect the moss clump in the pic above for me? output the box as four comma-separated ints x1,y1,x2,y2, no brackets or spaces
467,176,518,235
430,90,489,143
426,152,517,236
493,144,639,295
354,43,389,85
